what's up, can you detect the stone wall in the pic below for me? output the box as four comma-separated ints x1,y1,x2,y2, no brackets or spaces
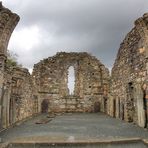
0,2,147,131
32,52,110,113
0,3,19,130
0,3,37,130
2,67,37,128
110,13,148,128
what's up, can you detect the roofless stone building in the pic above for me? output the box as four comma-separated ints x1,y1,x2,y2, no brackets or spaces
32,52,109,113
110,13,148,128
0,3,147,131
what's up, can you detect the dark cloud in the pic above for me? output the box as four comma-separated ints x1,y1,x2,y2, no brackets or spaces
3,0,148,70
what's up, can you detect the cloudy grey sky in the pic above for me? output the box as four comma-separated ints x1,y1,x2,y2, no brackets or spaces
2,0,148,71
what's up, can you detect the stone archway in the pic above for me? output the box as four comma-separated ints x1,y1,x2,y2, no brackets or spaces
0,3,20,130
41,99,49,113
67,66,75,95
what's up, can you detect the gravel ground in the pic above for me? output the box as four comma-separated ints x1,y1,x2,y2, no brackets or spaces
0,113,148,143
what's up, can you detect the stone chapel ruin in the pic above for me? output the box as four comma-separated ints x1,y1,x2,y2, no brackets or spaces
32,52,109,113
0,3,147,131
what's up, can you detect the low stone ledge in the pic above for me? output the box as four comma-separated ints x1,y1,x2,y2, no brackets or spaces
2,138,147,148
9,137,144,144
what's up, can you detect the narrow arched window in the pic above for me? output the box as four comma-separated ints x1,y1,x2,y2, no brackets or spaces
67,66,75,95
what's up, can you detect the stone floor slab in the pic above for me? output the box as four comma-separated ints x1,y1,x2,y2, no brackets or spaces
0,113,148,143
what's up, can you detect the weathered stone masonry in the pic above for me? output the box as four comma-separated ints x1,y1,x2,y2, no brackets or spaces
2,67,37,128
0,3,37,130
110,13,148,128
32,52,109,113
0,3,148,131
0,3,20,129
0,2,110,129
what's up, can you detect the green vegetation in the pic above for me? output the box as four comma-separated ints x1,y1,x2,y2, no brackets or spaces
6,50,22,68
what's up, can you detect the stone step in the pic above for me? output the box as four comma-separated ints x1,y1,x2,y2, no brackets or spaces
4,139,148,148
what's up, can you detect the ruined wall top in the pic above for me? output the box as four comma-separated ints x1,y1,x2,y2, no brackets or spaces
34,52,105,68
134,13,148,29
112,13,148,73
32,52,110,113
110,13,148,123
0,2,20,57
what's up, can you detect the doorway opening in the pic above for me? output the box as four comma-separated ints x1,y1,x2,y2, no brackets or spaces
9,97,14,125
128,82,134,122
94,102,100,112
67,66,75,95
113,99,116,117
121,103,124,120
103,96,107,113
143,90,147,128
41,99,49,113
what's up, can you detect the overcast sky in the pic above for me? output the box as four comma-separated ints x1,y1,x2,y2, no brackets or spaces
2,0,148,71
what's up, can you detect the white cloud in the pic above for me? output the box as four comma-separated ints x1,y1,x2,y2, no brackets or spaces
3,0,148,70
9,25,41,51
